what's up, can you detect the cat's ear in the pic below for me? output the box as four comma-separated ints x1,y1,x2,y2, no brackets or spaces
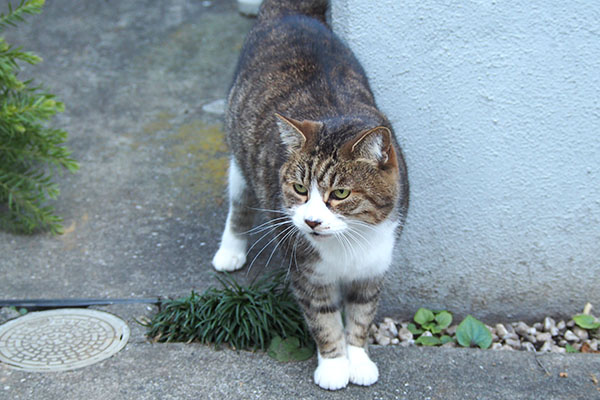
347,126,397,169
275,113,321,152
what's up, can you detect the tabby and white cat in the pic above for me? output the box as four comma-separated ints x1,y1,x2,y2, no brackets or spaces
212,0,409,390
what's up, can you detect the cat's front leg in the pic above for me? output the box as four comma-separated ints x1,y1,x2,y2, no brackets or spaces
292,276,350,390
212,159,255,271
343,278,383,386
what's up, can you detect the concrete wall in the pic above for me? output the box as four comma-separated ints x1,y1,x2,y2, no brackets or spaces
332,0,600,321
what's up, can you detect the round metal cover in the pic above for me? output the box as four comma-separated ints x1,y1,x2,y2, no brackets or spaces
0,308,130,372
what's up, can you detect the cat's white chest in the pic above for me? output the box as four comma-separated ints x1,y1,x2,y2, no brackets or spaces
310,219,397,283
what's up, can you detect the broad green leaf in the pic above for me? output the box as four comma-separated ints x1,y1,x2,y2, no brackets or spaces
407,323,423,335
267,336,314,362
429,325,443,335
435,311,453,330
422,322,437,331
573,314,600,330
414,308,435,326
440,335,454,344
415,335,442,346
455,315,493,349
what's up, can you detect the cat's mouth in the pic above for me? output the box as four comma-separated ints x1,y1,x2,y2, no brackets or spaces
309,231,332,239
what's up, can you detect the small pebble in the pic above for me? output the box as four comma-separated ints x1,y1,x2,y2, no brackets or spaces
202,99,226,115
564,330,580,342
543,317,556,332
552,345,566,353
505,338,521,349
521,342,536,352
383,317,399,337
495,324,509,338
524,334,537,344
398,327,413,342
491,343,503,350
557,320,566,331
536,332,552,343
573,327,589,341
539,341,553,353
515,322,536,336
375,333,391,346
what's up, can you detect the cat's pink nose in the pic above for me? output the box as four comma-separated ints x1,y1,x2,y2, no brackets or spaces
305,219,321,229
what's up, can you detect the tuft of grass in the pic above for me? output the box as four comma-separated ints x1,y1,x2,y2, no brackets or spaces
144,271,313,354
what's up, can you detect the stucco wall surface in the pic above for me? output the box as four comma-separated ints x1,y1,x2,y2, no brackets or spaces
332,0,600,321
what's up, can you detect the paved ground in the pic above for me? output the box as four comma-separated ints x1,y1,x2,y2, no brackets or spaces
1,1,599,399
1,304,599,400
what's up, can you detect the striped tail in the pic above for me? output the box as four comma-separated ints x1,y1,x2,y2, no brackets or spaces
257,0,328,24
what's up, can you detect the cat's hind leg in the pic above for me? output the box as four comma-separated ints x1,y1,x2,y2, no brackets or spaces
212,158,256,271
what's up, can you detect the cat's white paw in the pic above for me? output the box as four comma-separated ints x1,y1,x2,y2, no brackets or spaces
314,355,350,391
211,236,247,271
347,345,379,386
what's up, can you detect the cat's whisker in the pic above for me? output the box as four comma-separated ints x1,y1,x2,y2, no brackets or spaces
347,219,379,233
333,231,353,265
286,232,300,280
243,217,290,235
344,228,369,256
245,220,293,255
264,225,297,271
292,233,300,273
246,224,296,275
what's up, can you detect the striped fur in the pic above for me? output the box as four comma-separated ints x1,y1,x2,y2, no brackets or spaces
213,0,409,390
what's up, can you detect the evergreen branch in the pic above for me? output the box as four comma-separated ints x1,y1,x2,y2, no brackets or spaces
0,143,79,174
0,0,76,235
0,169,62,234
0,0,44,33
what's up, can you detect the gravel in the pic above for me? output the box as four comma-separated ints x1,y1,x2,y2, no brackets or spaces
369,314,600,354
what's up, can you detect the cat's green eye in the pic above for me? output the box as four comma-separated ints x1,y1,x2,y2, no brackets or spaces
293,183,308,195
331,188,351,200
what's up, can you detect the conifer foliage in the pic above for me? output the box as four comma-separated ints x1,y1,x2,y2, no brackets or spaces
0,0,78,234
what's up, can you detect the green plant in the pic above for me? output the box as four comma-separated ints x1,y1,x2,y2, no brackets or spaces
267,335,314,362
9,306,27,315
0,0,79,234
455,315,493,349
573,314,600,331
565,343,579,353
144,271,314,360
409,308,454,346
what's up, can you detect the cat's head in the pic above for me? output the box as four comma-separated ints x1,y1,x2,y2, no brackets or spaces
276,114,401,242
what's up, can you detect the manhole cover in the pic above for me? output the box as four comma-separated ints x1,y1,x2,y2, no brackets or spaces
0,308,130,372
